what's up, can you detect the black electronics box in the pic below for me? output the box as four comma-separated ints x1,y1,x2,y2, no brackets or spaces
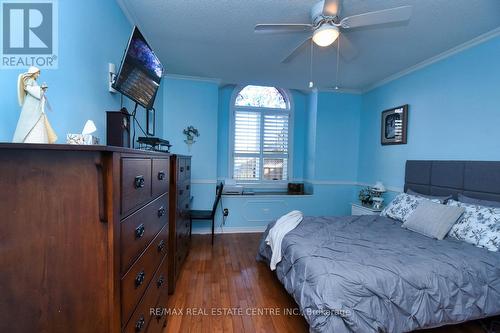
106,108,130,148
287,183,304,195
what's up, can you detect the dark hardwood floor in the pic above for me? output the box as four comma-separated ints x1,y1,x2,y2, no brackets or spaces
165,233,492,333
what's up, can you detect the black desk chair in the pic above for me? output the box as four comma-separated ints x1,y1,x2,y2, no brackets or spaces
190,182,224,245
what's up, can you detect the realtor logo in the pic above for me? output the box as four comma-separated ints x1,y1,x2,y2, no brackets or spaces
1,0,58,69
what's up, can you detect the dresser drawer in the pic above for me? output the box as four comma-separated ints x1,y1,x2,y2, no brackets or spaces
122,158,152,216
146,279,169,333
177,159,186,181
121,225,168,326
184,159,191,180
176,182,190,204
121,194,168,274
177,195,191,211
152,158,169,197
123,254,168,333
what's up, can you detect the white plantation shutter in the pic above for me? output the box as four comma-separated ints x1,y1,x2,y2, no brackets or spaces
234,111,260,154
233,110,261,180
263,114,288,154
232,88,291,182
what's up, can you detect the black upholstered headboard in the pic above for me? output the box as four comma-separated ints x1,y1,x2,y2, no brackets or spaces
405,160,500,202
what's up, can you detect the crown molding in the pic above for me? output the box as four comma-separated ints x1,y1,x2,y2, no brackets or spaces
363,26,500,93
165,74,222,85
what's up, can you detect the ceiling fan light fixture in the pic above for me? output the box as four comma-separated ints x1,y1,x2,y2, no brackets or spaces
312,24,339,47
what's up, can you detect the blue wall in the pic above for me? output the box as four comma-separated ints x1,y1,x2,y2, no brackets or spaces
304,90,318,181
0,0,141,143
358,35,500,191
216,85,233,179
162,77,219,216
314,92,361,181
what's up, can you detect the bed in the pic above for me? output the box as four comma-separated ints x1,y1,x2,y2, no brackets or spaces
257,161,500,332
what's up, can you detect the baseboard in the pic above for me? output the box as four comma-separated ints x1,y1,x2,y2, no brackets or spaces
192,226,267,235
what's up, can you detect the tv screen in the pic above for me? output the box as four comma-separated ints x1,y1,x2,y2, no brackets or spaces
113,27,164,109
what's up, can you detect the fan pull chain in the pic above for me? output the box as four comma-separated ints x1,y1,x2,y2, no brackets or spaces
335,35,341,90
309,39,314,88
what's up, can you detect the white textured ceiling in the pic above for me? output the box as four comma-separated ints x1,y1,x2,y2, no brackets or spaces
118,0,500,91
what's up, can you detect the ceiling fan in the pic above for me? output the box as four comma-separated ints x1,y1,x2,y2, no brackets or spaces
255,0,413,63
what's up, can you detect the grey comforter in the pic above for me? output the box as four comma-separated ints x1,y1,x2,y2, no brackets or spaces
257,215,500,332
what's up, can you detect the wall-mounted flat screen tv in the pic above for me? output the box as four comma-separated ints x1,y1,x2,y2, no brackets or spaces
113,27,164,109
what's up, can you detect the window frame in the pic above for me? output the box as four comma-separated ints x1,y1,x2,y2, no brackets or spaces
228,85,294,186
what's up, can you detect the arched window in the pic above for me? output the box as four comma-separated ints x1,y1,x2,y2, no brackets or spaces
235,85,287,109
230,85,292,182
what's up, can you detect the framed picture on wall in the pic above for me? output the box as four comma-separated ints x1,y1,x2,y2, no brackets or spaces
381,105,408,145
147,108,155,136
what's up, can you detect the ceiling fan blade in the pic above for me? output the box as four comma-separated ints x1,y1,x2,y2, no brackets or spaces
281,37,312,63
340,6,412,29
338,34,358,61
255,24,313,34
323,0,341,16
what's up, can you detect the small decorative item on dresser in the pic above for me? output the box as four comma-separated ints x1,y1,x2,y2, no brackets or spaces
371,181,386,209
66,120,99,145
358,187,372,206
106,108,131,148
381,104,408,145
13,66,58,144
183,125,200,151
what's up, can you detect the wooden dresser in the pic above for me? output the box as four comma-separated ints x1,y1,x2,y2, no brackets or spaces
168,155,192,294
0,144,170,333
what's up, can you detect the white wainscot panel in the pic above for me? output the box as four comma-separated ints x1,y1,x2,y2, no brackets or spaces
243,200,289,223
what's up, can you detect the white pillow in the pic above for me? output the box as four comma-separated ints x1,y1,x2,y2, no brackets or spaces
402,201,464,240
381,193,441,223
447,199,500,252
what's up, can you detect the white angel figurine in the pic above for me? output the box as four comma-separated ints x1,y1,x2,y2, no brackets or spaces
12,66,58,144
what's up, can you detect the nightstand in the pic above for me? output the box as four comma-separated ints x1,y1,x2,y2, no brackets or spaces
351,203,382,216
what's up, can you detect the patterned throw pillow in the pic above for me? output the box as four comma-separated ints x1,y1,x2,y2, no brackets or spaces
447,200,500,252
381,193,441,223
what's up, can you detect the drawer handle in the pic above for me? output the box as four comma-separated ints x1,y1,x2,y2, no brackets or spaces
186,165,190,171
157,275,165,288
180,167,184,172
135,315,145,332
155,311,164,321
135,224,145,239
134,175,145,189
157,239,166,253
135,271,146,288
186,184,190,190
158,206,166,217
158,171,166,181
179,189,184,195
